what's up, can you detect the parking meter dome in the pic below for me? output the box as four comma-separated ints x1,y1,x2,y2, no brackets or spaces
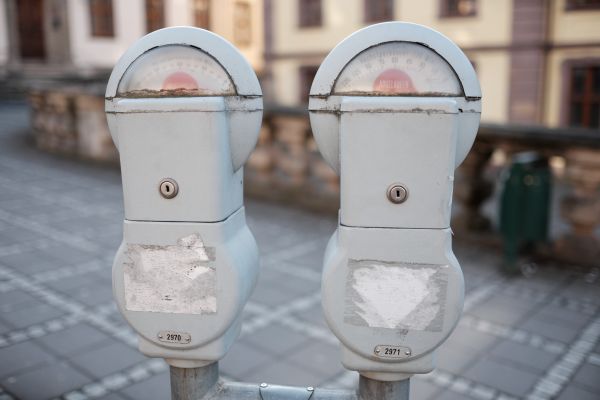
309,22,481,174
106,26,262,172
105,27,263,223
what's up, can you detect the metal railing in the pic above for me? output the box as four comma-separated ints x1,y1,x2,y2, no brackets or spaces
170,363,409,400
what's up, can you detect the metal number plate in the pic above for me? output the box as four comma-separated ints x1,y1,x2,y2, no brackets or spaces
374,345,412,359
158,330,191,344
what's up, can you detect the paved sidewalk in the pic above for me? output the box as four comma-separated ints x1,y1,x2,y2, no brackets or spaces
0,101,598,400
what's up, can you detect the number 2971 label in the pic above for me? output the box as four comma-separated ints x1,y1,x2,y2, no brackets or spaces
374,345,412,359
158,330,191,344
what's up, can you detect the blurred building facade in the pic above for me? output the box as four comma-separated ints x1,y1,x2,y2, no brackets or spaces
0,0,264,76
264,0,600,129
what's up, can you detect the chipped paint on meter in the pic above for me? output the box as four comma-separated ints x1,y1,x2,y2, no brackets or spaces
117,45,235,97
333,42,462,96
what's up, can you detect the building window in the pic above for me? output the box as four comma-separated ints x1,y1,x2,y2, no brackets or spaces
568,65,600,129
145,0,165,33
365,0,394,22
440,0,477,17
299,0,322,28
89,0,114,37
193,0,210,29
234,2,252,47
565,0,600,10
299,66,319,103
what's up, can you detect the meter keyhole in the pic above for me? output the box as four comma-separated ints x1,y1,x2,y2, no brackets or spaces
387,184,408,204
159,178,179,199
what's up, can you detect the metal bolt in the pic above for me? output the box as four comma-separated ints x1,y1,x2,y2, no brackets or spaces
159,178,179,199
374,346,381,354
307,387,314,392
260,383,268,388
158,333,163,339
405,350,411,356
387,184,408,204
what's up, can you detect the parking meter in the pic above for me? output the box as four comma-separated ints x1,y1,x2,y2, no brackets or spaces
105,27,262,368
309,22,481,381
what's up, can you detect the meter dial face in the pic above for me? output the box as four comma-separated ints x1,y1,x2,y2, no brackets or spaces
333,42,462,96
117,45,235,97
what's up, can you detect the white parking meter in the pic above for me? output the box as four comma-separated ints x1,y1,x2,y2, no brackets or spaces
105,27,262,368
310,22,481,381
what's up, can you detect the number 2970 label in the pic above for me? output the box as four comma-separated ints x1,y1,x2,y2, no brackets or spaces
158,330,191,344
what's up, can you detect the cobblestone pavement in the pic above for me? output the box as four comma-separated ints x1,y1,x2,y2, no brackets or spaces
0,101,599,400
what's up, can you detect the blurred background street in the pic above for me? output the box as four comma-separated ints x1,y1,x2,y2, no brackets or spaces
1,0,600,399
0,102,598,400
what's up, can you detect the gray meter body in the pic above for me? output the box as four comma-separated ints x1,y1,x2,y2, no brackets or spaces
309,22,482,380
105,27,262,368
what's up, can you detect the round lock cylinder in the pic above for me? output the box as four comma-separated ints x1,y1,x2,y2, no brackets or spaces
309,22,481,380
106,27,261,368
387,184,408,204
159,178,178,199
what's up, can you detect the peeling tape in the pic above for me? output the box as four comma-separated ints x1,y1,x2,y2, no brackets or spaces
344,260,448,331
123,233,216,314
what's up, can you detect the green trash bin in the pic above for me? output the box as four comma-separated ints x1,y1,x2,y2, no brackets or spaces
499,152,552,273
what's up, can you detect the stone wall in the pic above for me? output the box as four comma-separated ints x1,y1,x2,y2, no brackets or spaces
246,109,339,212
27,87,600,267
29,85,117,164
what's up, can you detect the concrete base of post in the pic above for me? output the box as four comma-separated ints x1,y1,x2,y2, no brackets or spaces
169,363,411,400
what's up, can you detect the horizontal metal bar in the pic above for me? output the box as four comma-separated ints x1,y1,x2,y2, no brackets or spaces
170,363,410,400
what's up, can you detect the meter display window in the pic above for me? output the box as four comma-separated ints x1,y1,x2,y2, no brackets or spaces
333,42,462,96
117,45,235,97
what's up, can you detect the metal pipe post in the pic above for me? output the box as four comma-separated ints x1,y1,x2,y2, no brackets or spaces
170,363,219,400
357,376,410,400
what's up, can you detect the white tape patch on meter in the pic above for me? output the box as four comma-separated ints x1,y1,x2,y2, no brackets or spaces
344,260,448,331
123,233,216,314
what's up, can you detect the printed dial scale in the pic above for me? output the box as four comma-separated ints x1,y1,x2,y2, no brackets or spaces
333,42,462,96
117,44,235,97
